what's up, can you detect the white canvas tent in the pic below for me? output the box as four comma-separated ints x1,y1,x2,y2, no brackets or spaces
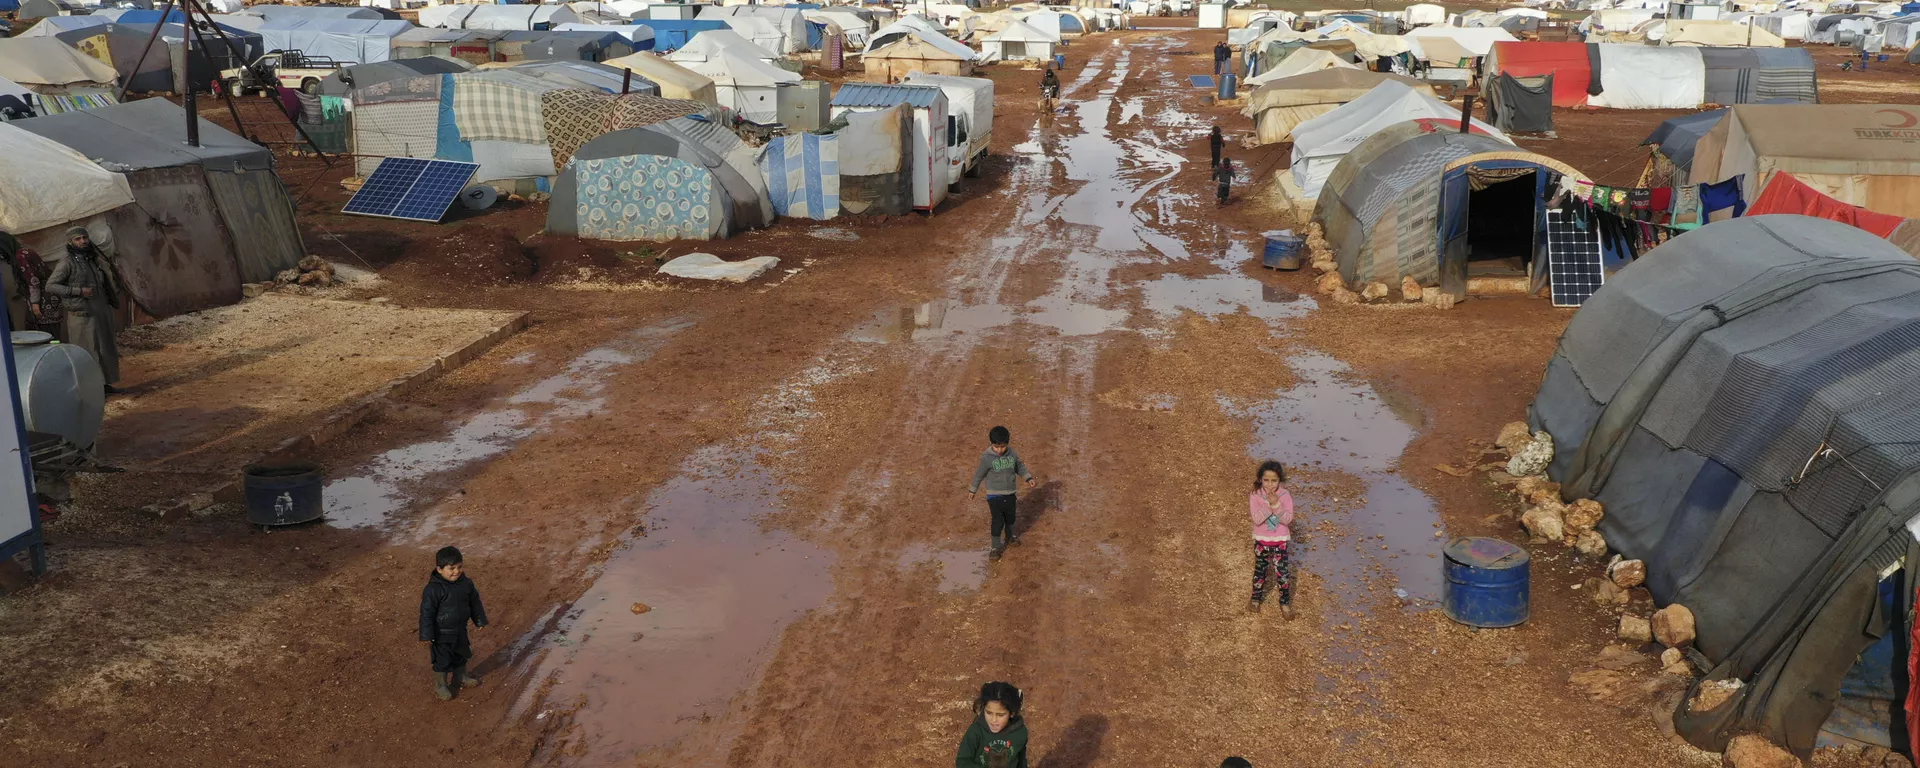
553,22,657,45
257,18,412,64
703,6,812,53
1404,3,1447,26
1290,80,1507,198
1586,45,1704,108
981,20,1057,62
0,38,120,88
419,5,582,31
0,122,134,234
675,28,779,61
869,15,958,50
1406,27,1518,58
664,31,798,123
1247,47,1358,86
1019,10,1089,38
860,26,978,61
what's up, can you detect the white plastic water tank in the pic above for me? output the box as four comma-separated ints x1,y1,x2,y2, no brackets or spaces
9,332,105,449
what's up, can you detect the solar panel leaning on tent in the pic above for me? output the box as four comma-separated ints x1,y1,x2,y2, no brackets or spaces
343,158,482,222
1528,214,1920,759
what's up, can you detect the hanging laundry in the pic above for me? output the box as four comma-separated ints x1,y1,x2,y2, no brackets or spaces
1628,188,1653,220
1700,179,1745,223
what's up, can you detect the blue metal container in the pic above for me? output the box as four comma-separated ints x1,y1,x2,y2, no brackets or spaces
1218,72,1237,100
244,462,325,527
1442,537,1531,628
1263,230,1304,269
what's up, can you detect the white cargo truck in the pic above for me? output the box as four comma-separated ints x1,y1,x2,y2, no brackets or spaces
902,72,994,192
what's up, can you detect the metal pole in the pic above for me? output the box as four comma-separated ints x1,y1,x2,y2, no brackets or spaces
183,8,199,147
117,0,176,104
1458,94,1476,133
621,67,632,94
186,0,333,164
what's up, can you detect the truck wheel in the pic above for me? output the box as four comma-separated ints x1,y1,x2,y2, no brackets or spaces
964,156,983,178
225,78,245,98
301,78,321,95
949,179,962,194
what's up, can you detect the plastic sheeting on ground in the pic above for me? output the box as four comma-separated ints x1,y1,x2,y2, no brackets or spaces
1587,45,1704,110
0,122,133,233
658,253,779,281
759,132,839,220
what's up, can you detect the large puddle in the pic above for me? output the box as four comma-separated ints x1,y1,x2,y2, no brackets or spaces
322,319,691,529
516,445,833,764
1243,351,1444,609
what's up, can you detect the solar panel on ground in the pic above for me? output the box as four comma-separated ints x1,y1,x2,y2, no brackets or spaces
1546,208,1604,307
342,157,481,223
1190,75,1216,88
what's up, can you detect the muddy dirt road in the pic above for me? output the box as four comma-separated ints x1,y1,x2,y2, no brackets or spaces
5,31,1720,767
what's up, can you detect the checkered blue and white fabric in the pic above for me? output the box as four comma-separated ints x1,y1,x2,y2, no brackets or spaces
451,71,554,144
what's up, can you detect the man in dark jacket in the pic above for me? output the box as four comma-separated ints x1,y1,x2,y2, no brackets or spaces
1214,157,1234,206
1208,125,1225,169
1213,40,1231,74
420,546,488,700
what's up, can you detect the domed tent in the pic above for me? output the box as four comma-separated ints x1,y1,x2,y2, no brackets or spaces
1241,68,1430,145
1527,215,1920,760
1313,119,1585,298
547,116,771,242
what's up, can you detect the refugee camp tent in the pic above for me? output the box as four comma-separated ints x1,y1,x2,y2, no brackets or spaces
243,4,382,23
826,101,912,215
317,56,471,97
14,98,305,315
1527,214,1920,759
1879,14,1920,48
390,29,505,66
664,31,798,123
1482,41,1589,107
15,0,75,21
0,37,120,91
420,5,581,32
1753,10,1813,40
553,23,658,47
1404,2,1446,26
673,28,780,60
862,34,975,81
1809,13,1877,44
1314,120,1584,297
1644,108,1725,174
1747,171,1920,258
1242,68,1432,145
516,31,637,62
1405,27,1518,58
604,51,718,105
257,18,411,65
1588,45,1704,109
1485,73,1554,134
51,24,174,94
1662,19,1787,45
14,15,110,37
1697,47,1816,105
0,122,133,235
1691,104,1920,219
705,5,813,53
546,115,769,241
868,16,959,52
1290,80,1507,199
980,20,1056,63
508,59,651,93
1246,47,1359,86
1020,10,1088,38
1411,36,1479,86
633,20,732,51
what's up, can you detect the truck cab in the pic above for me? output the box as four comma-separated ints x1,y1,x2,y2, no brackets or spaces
946,113,970,191
220,50,345,97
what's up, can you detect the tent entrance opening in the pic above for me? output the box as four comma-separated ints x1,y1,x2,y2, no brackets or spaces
1466,170,1537,277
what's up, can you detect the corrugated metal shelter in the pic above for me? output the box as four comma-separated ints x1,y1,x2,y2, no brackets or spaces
1313,120,1586,298
1527,214,1920,759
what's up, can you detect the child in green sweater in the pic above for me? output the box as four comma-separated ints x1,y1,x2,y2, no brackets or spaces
955,681,1029,768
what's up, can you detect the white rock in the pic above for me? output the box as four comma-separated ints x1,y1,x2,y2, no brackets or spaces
1506,431,1555,477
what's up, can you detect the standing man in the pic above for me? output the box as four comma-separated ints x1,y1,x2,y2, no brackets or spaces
1214,157,1234,207
46,227,122,394
1214,39,1232,75
1208,125,1225,169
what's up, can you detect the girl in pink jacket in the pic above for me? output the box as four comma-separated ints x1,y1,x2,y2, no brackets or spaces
1249,460,1296,618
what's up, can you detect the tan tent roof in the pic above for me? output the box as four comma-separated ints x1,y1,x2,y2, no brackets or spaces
864,35,971,61
1246,48,1359,86
1694,103,1920,218
1243,68,1434,115
1413,35,1475,66
604,51,719,106
0,122,134,233
0,37,119,87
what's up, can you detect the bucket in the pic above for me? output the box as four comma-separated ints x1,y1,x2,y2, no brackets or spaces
1217,72,1237,100
1442,537,1530,628
243,462,325,527
1262,230,1304,270
1054,53,1066,69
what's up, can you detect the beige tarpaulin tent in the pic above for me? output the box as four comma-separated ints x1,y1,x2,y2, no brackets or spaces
1692,103,1920,218
0,38,120,88
1243,68,1434,145
604,52,719,106
1246,47,1358,87
0,123,134,234
863,35,976,82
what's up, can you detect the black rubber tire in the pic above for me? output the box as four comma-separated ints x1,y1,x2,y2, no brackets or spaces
301,77,320,96
964,155,983,178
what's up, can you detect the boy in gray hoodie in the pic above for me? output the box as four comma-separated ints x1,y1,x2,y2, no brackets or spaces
968,425,1037,560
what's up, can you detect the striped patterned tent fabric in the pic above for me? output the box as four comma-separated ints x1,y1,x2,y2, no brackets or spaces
759,132,839,221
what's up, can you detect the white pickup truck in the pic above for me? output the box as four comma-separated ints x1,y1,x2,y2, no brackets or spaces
220,51,345,96
903,73,995,192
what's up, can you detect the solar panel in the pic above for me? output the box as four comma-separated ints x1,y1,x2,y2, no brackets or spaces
342,157,481,223
1189,75,1216,88
1546,208,1604,307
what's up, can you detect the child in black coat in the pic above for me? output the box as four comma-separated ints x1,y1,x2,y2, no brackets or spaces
420,546,488,700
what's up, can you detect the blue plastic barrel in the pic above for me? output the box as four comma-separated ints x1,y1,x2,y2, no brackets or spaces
1442,537,1531,628
1218,72,1237,100
244,462,325,527
1263,230,1303,269
1054,53,1066,69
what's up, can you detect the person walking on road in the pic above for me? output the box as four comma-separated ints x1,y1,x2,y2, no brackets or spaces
45,227,122,394
1214,157,1234,207
1208,125,1225,169
1213,40,1232,75
955,681,1029,768
967,425,1037,561
1248,460,1296,618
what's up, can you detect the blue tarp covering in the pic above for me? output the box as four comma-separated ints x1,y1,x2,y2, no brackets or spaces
633,20,729,51
114,9,188,24
760,132,839,220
